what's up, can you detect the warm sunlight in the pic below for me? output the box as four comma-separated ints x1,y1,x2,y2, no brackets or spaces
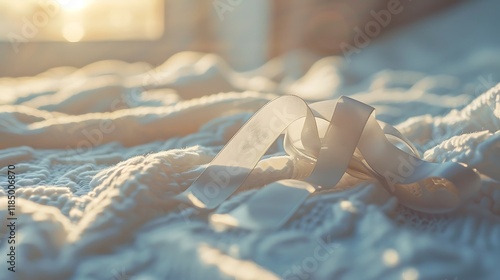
55,0,88,11
1,0,498,278
0,0,164,42
62,22,85,42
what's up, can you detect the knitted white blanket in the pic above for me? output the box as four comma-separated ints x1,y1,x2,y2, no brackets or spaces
1,1,500,279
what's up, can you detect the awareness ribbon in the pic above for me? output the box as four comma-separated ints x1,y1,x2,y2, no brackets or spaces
174,96,481,230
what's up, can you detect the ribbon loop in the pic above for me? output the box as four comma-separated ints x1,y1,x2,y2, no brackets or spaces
174,95,320,209
175,95,481,229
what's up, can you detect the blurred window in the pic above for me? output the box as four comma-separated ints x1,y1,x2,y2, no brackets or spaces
0,0,164,42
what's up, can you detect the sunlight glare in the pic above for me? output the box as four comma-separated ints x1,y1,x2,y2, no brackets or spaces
382,249,400,267
402,267,419,280
62,22,85,42
56,0,88,11
339,200,357,213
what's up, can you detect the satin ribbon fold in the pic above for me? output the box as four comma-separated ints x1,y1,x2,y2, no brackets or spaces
174,96,481,230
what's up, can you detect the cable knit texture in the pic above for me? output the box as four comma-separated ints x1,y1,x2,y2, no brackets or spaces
2,2,500,277
0,53,499,279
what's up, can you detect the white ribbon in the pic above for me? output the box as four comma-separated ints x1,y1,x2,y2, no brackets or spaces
175,96,481,230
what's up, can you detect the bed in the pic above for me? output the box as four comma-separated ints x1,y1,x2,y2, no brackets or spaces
0,0,499,279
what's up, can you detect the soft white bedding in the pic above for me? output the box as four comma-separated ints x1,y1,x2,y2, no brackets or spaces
1,0,500,279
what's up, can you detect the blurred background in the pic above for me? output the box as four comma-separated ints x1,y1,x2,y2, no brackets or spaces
0,0,463,77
